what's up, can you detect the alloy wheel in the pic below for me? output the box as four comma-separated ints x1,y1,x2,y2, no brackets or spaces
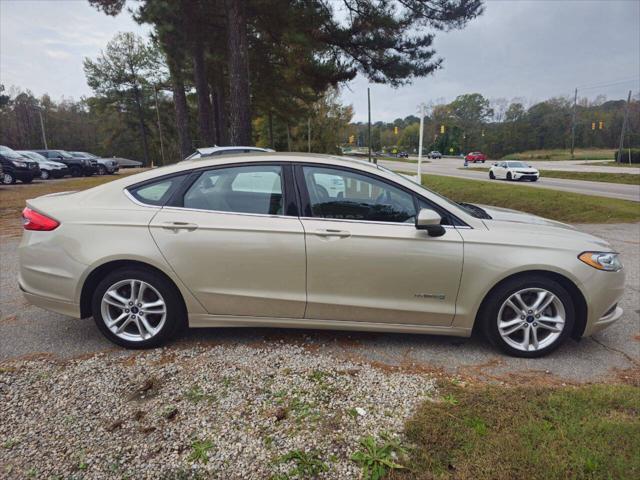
497,288,565,352
3,173,14,184
41,170,50,180
100,279,167,342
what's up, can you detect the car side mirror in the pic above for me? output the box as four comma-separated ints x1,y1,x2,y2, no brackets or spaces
493,162,498,166
415,208,445,237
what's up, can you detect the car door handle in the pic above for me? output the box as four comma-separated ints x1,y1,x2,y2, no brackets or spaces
161,222,198,232
313,228,351,238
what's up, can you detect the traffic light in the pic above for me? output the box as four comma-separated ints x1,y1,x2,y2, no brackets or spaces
599,121,604,130
440,125,445,134
591,122,596,130
394,126,398,135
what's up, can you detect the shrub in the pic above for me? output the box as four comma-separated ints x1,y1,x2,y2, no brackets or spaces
614,148,640,163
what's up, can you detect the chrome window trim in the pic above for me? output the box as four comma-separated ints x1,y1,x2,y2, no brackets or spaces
159,205,294,220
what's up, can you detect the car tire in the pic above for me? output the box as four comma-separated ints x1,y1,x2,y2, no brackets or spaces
71,166,82,177
3,172,15,184
481,275,575,358
98,165,106,175
489,171,495,179
92,267,185,349
506,172,513,181
41,170,50,180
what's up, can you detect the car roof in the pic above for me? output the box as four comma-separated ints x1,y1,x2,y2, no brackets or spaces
195,146,273,155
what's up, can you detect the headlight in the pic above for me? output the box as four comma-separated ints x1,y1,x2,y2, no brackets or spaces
579,252,622,272
11,160,27,167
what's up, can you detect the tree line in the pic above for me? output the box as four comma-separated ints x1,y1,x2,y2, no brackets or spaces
348,92,639,158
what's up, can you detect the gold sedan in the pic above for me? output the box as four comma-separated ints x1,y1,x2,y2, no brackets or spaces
18,154,625,357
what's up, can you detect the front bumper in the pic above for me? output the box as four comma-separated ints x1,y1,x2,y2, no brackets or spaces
580,267,625,337
513,172,539,181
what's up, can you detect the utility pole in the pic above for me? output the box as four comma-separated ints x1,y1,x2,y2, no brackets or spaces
37,108,48,149
307,117,311,153
617,90,632,163
417,103,425,181
153,85,164,167
570,87,577,159
367,87,373,163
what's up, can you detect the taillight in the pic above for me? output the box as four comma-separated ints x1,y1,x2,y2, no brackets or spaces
22,207,59,231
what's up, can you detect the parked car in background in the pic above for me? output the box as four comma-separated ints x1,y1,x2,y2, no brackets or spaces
397,151,409,158
114,157,144,168
465,152,487,163
428,151,442,159
184,146,275,161
490,161,540,181
34,150,97,177
18,153,624,357
70,151,119,175
18,151,69,179
0,158,4,180
1,145,40,184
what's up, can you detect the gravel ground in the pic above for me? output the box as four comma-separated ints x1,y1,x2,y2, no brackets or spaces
0,343,436,479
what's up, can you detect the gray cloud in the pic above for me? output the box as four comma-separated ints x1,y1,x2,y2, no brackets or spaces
1,0,638,122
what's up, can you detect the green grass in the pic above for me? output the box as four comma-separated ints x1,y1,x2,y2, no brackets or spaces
503,149,615,161
400,384,640,480
459,167,640,185
415,174,640,223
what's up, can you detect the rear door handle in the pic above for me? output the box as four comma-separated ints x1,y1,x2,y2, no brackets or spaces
161,222,199,232
313,228,351,238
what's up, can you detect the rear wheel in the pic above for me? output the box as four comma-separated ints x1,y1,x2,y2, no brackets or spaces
92,267,185,349
3,172,16,184
482,275,574,358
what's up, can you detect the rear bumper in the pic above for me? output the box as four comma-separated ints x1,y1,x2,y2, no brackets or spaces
20,283,81,318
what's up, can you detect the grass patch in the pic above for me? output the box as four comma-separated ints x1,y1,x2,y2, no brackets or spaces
503,148,615,161
417,174,640,223
273,449,329,479
459,167,640,185
401,384,640,480
351,434,407,480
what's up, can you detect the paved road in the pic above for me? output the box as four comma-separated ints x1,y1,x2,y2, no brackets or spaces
2,223,638,383
380,157,640,202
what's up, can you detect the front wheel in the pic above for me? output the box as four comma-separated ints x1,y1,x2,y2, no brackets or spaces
506,172,513,181
489,171,495,179
3,172,16,184
71,166,82,177
482,275,575,358
98,165,106,175
92,268,185,349
41,170,50,180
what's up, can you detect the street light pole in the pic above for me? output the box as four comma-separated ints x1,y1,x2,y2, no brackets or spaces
417,103,425,181
37,109,48,149
153,85,164,168
367,87,373,163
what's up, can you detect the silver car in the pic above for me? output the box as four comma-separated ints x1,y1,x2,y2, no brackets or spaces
18,154,624,357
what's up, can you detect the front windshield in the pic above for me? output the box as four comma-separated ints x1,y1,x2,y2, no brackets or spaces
18,151,46,162
0,145,25,160
508,161,528,168
56,150,74,158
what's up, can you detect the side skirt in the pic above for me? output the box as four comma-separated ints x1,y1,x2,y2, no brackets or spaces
188,314,472,337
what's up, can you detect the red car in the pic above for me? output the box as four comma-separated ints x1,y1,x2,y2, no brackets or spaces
465,151,487,163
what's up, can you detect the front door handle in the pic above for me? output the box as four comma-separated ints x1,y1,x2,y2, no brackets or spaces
161,221,199,232
313,228,351,238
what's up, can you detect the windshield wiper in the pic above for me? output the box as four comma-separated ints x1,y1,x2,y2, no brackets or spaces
457,202,492,220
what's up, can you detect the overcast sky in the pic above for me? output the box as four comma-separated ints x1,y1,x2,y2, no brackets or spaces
1,0,639,122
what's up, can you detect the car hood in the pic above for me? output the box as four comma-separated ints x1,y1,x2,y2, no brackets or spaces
478,204,574,230
476,204,612,250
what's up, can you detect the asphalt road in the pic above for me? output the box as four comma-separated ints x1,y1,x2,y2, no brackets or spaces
380,157,640,202
1,222,638,383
